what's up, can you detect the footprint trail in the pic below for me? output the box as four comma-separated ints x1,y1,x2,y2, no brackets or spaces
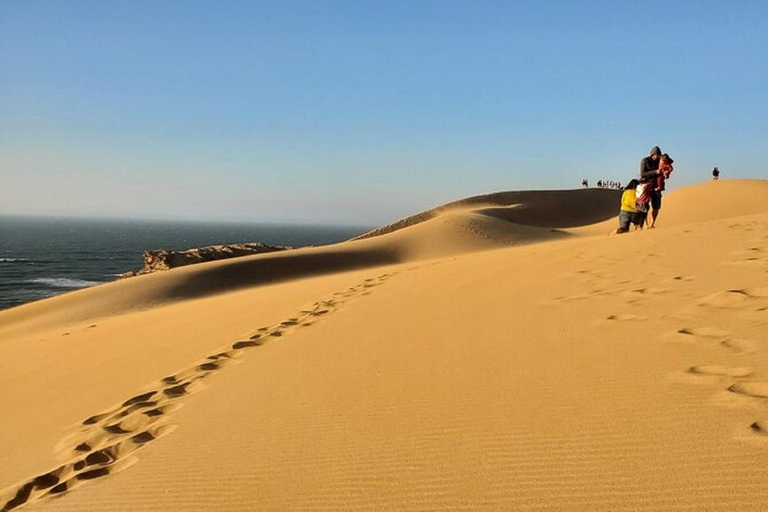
0,272,398,511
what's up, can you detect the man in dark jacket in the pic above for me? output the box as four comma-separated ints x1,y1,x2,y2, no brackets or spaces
639,146,663,227
640,146,662,180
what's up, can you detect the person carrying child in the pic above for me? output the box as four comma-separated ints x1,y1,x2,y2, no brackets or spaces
616,180,639,234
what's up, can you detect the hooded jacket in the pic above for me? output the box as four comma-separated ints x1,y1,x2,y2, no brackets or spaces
639,146,661,180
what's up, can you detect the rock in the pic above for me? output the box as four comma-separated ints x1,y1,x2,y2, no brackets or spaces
123,242,292,278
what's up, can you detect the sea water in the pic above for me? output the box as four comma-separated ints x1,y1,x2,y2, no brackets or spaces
0,216,369,311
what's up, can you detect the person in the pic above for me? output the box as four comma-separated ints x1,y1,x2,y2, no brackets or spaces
582,179,589,188
639,146,664,228
656,154,674,192
712,167,720,180
640,146,662,180
597,180,603,188
635,177,652,229
616,180,639,233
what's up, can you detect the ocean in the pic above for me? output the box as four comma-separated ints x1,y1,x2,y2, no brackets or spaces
0,216,370,311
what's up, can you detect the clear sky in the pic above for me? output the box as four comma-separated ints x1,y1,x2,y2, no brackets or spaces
1,0,766,226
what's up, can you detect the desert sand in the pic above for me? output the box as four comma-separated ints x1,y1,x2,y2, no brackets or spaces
2,179,768,511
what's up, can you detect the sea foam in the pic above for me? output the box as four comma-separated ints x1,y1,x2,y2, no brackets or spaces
28,277,102,289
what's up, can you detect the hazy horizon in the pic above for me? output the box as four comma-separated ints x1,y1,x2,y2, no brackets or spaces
2,1,766,225
0,211,374,229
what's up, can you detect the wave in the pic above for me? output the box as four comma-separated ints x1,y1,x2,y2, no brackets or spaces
28,277,102,289
0,257,31,263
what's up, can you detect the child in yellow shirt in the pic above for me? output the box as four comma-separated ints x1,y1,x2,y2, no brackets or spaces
617,179,639,234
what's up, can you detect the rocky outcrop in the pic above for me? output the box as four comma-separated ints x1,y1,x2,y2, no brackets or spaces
119,242,291,278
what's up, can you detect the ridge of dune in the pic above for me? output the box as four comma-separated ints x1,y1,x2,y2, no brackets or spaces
351,188,622,240
661,178,768,224
2,180,767,336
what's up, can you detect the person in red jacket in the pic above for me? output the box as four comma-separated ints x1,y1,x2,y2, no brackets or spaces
656,154,674,192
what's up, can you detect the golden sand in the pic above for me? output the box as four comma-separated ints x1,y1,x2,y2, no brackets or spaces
2,179,768,511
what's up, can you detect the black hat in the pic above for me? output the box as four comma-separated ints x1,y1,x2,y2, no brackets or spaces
650,146,662,156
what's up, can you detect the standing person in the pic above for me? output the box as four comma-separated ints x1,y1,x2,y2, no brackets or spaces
639,146,663,228
616,180,640,234
582,179,589,188
712,167,720,180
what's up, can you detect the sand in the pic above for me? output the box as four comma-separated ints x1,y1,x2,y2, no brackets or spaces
2,179,768,510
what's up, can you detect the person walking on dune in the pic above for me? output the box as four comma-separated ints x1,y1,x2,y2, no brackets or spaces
639,146,663,228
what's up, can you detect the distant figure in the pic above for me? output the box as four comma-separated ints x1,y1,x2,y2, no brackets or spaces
639,146,663,228
712,167,720,180
616,180,639,234
597,180,603,188
582,179,589,188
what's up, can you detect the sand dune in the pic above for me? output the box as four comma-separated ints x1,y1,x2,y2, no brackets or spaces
353,187,622,240
0,188,617,334
2,179,768,511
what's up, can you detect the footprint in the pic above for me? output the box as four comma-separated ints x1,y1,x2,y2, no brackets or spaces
721,338,758,354
122,392,157,408
687,366,754,378
82,410,119,426
728,382,768,399
232,339,264,350
141,403,181,419
723,247,768,266
163,382,196,398
103,414,150,436
749,421,768,436
206,351,235,361
625,287,669,297
550,289,612,303
696,289,768,309
606,313,648,322
674,326,730,339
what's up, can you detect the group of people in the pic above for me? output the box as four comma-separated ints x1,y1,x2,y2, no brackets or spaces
617,146,674,233
597,180,622,189
581,179,623,189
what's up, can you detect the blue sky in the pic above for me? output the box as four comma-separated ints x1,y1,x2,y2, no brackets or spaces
1,0,766,225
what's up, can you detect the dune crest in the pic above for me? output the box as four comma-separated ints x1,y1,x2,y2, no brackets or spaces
2,180,767,334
